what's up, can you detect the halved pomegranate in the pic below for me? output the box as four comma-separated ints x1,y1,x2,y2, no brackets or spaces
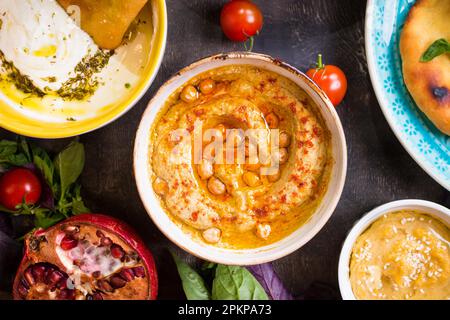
13,214,158,300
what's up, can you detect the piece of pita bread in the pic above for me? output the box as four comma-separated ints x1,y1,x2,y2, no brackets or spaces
400,0,450,135
57,0,148,50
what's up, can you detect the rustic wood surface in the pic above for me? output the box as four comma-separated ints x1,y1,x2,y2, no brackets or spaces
0,0,449,299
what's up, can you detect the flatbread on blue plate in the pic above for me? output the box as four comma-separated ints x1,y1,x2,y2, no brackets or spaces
400,0,450,135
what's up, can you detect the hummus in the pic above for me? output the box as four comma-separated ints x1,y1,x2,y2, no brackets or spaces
149,65,332,249
350,211,450,300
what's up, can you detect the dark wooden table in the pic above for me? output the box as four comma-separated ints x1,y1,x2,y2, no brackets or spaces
0,0,448,299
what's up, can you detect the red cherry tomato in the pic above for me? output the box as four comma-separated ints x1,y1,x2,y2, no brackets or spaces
306,54,348,106
220,0,263,42
0,168,42,210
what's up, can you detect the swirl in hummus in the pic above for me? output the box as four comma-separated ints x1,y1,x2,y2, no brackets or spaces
149,65,332,249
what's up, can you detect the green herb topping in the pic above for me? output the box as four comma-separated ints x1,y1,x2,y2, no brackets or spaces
420,38,450,62
0,49,113,100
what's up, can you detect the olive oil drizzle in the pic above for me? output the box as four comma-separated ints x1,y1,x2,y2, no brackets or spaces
57,50,114,100
0,49,113,100
0,51,45,97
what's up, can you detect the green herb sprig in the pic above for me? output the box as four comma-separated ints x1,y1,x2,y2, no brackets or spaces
0,137,89,229
172,252,268,300
420,38,450,62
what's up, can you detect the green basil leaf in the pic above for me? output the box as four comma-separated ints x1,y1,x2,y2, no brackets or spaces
70,184,90,214
32,145,58,196
212,265,269,300
0,140,17,158
4,153,29,167
420,38,450,62
172,252,211,300
0,140,27,167
53,140,85,198
71,198,90,215
19,137,31,163
34,210,65,229
33,155,55,190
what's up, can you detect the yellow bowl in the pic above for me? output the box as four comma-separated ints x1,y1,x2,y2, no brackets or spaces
0,0,167,139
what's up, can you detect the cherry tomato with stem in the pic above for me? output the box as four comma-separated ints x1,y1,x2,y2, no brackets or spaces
220,0,263,51
306,54,348,106
0,168,42,210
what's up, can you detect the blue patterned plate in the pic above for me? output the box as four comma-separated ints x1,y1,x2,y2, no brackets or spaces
365,0,450,190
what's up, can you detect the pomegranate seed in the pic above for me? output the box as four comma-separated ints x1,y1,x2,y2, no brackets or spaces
47,270,64,287
96,230,105,238
23,268,35,286
119,269,135,282
109,275,127,289
43,266,55,285
56,277,68,290
60,235,78,251
132,266,146,278
110,244,125,259
31,264,47,282
93,292,103,300
97,280,114,293
58,289,75,300
100,237,112,246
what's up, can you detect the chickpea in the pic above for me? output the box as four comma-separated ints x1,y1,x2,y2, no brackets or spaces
199,79,216,95
256,223,271,240
279,148,289,164
153,178,169,196
180,85,199,103
267,170,281,182
207,177,226,195
244,163,261,172
266,113,279,129
279,131,291,148
202,227,221,243
243,171,261,187
197,159,214,180
274,147,289,164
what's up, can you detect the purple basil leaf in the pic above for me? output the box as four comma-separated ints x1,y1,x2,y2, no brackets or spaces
247,263,294,300
38,182,55,210
23,163,54,210
22,162,35,171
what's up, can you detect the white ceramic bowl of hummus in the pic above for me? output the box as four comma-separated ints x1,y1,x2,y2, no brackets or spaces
134,52,347,265
339,199,450,300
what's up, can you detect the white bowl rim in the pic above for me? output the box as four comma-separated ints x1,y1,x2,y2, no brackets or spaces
134,51,347,265
338,199,450,300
